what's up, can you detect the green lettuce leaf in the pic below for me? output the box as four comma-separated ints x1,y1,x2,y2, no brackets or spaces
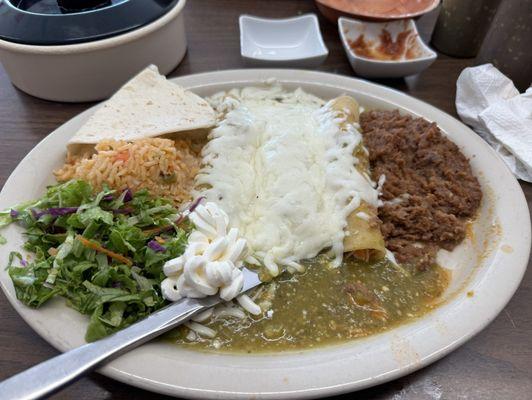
5,181,188,342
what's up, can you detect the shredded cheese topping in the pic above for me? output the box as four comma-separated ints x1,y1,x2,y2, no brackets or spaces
197,85,378,275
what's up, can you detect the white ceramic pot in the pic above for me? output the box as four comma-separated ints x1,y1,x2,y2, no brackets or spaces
0,0,187,102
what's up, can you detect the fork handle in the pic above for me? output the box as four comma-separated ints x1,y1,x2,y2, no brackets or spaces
0,297,216,400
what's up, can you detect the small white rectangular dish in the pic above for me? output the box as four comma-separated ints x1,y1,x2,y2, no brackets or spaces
339,17,437,78
239,14,328,68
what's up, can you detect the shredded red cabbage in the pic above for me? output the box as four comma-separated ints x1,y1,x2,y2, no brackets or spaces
9,209,19,218
112,207,134,215
123,189,133,202
49,207,79,216
188,196,205,213
32,207,78,219
147,240,166,252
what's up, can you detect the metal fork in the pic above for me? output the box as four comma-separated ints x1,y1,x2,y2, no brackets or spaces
0,268,262,400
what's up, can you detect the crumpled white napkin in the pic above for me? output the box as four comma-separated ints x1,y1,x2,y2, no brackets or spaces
456,64,532,182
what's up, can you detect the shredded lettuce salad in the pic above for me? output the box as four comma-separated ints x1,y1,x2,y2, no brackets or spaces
1,180,190,342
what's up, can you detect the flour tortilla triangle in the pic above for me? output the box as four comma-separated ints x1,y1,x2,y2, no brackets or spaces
67,65,215,155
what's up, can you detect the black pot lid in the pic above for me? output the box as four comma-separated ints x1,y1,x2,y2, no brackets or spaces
0,0,181,45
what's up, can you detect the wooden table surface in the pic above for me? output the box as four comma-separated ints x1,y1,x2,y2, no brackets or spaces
0,1,530,399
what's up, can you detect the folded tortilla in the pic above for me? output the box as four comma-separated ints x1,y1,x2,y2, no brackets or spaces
67,65,215,156
330,96,386,261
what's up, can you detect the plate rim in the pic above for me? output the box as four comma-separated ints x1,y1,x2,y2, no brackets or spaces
0,69,529,399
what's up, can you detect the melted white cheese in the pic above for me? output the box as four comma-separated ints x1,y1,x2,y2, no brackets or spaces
197,85,377,274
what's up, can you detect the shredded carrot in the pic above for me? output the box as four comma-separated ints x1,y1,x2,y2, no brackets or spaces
76,234,132,266
155,236,166,244
143,226,167,237
143,214,184,237
114,150,129,163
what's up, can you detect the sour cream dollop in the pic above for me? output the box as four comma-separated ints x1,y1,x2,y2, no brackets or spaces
161,202,248,302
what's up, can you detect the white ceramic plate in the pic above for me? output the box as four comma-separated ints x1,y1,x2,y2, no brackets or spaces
0,70,529,399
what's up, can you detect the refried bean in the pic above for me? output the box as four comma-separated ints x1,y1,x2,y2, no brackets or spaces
360,110,482,270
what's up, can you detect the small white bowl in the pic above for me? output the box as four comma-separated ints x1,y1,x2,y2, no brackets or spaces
239,14,328,68
338,17,437,78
